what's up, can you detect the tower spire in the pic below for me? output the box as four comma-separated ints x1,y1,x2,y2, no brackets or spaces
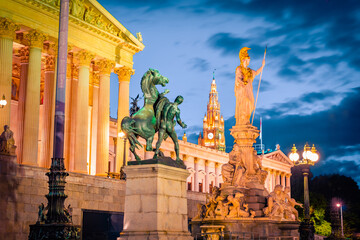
199,71,225,151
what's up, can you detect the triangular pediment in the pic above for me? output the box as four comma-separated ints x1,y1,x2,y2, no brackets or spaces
31,0,144,51
264,150,294,166
70,0,144,49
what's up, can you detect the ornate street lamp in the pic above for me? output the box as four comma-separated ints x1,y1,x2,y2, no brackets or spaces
336,203,344,237
289,143,319,240
118,131,127,180
0,94,7,108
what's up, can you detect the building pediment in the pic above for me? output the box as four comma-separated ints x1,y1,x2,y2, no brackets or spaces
9,0,144,52
69,0,144,51
264,150,293,166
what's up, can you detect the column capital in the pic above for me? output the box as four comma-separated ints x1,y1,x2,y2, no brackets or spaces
25,29,47,49
114,66,134,82
45,55,56,72
44,42,58,56
71,63,80,79
0,17,19,39
95,59,115,75
74,49,95,66
92,71,100,87
20,46,30,63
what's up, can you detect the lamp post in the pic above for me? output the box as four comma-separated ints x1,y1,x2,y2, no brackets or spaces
336,203,344,237
118,131,127,180
289,143,319,240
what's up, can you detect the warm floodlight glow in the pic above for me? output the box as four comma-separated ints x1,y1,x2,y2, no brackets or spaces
336,203,341,207
118,131,125,138
289,152,299,162
310,144,319,162
302,143,312,160
0,94,7,108
289,144,300,162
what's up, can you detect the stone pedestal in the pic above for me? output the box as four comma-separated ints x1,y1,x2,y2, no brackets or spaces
191,219,300,239
227,123,268,216
119,160,192,240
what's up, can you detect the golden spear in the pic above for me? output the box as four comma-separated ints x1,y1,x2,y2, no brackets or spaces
251,45,267,125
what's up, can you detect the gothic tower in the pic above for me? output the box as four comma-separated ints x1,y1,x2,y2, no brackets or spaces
199,73,226,151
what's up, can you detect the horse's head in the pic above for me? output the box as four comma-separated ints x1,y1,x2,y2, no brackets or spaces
149,68,169,87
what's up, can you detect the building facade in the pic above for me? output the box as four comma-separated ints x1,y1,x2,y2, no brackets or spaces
198,75,226,151
0,0,144,176
0,0,293,238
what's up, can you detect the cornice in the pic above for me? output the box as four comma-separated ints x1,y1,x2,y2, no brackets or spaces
14,0,144,52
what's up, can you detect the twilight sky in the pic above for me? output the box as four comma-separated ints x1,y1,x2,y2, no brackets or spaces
99,0,360,184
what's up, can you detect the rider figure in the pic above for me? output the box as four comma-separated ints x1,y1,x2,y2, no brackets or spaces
154,95,187,161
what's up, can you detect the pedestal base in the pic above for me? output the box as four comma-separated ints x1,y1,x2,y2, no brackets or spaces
28,223,81,240
118,161,192,240
119,231,192,240
191,218,300,239
220,185,268,217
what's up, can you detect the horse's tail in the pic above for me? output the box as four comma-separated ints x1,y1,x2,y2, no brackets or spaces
121,117,142,150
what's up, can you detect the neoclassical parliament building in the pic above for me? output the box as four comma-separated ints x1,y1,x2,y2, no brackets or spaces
0,0,293,238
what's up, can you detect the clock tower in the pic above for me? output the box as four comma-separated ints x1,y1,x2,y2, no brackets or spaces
198,73,226,151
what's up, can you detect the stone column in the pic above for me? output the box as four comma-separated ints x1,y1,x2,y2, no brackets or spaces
215,162,219,187
63,56,71,168
272,171,276,191
275,171,280,186
114,66,134,172
22,29,47,166
73,50,94,173
205,160,209,193
194,158,199,192
286,174,291,196
0,17,19,128
41,54,56,168
286,174,291,187
95,59,114,176
281,173,286,188
89,72,99,175
17,47,29,163
112,137,117,171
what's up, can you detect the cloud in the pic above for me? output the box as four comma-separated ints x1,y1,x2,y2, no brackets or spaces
224,87,360,183
207,33,247,56
99,0,172,10
188,57,210,72
257,89,340,117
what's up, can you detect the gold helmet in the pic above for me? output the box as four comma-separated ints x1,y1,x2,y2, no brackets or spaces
239,47,251,62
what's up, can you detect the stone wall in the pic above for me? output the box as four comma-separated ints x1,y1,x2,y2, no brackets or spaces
0,155,207,239
187,190,207,218
0,156,126,240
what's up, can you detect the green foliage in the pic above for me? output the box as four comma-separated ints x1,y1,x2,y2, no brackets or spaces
312,208,331,236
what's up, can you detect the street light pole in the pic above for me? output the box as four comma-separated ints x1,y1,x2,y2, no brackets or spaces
289,143,319,240
303,167,310,220
337,203,344,237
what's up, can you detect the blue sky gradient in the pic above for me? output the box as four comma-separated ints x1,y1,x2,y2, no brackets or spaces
99,0,360,185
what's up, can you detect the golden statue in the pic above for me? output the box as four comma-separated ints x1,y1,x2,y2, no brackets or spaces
235,47,265,125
